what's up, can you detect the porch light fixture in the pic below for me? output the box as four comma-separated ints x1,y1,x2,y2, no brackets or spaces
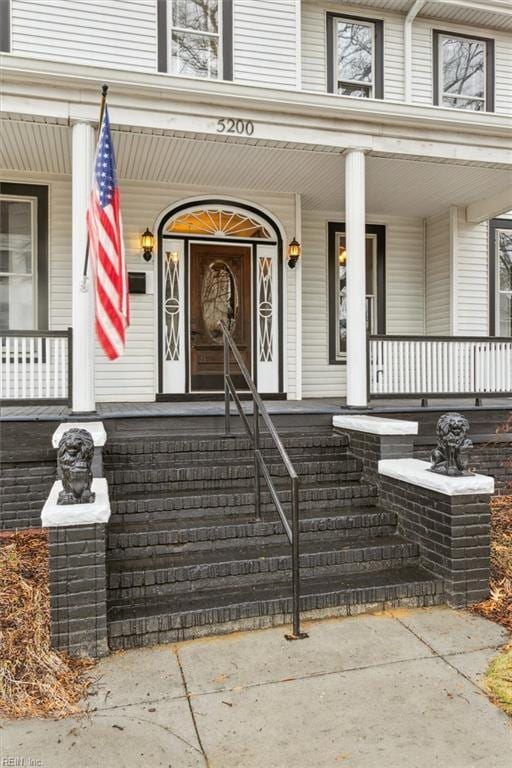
338,245,347,266
288,238,301,269
141,227,154,262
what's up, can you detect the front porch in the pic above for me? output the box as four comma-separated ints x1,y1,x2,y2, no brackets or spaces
1,60,512,410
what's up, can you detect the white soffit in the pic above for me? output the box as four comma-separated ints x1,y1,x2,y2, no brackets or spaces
0,119,511,218
327,0,512,31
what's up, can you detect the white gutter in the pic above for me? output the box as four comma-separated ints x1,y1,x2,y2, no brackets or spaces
403,0,512,103
404,1,425,103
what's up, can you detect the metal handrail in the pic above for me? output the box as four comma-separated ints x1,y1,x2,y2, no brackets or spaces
219,320,307,640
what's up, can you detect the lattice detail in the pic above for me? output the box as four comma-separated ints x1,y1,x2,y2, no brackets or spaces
164,252,180,361
258,256,273,362
166,208,273,239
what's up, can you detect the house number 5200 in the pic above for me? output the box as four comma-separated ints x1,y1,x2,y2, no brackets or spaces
216,118,255,136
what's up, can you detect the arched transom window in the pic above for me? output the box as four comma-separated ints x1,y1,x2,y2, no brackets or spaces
165,207,274,240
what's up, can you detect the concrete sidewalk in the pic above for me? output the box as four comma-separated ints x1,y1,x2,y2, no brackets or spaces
1,607,510,768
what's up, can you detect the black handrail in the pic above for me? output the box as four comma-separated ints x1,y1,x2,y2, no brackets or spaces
219,320,307,641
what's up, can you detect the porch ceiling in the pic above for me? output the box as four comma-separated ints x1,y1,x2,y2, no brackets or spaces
1,118,511,218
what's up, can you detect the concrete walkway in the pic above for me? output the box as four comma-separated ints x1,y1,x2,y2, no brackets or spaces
1,607,510,768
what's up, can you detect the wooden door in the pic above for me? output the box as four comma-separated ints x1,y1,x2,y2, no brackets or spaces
190,244,252,390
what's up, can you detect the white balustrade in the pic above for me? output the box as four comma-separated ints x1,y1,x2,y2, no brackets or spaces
0,331,72,403
370,336,512,397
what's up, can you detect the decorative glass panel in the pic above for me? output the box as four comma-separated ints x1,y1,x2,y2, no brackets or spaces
166,209,273,239
498,230,512,337
440,36,485,111
336,19,374,98
170,0,219,79
258,256,273,362
201,260,238,343
0,198,35,330
164,252,180,361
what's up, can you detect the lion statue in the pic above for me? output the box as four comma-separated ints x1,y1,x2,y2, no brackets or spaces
57,428,96,505
430,412,473,477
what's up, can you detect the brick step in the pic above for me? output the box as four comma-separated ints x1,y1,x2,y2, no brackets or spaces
103,431,348,462
107,505,397,558
107,535,419,601
110,480,378,521
104,447,352,472
107,565,445,649
106,456,363,495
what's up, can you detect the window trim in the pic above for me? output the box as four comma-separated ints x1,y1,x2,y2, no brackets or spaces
328,222,386,365
0,0,10,53
489,218,512,337
157,0,233,81
0,182,48,330
326,12,384,100
433,29,495,113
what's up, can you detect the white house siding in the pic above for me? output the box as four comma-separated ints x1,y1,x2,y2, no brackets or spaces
412,18,512,115
425,210,450,334
455,211,489,336
233,0,299,88
301,2,405,101
301,210,425,397
0,171,296,402
10,0,157,72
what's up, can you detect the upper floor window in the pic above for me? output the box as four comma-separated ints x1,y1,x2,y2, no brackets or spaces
433,31,494,112
158,0,233,80
326,13,384,100
171,0,220,78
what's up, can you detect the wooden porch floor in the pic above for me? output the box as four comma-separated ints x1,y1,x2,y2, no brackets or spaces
1,396,510,422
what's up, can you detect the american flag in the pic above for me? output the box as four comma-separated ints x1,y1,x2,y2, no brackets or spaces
86,105,129,361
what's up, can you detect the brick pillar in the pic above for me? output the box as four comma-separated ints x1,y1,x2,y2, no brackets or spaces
48,523,109,658
379,460,493,608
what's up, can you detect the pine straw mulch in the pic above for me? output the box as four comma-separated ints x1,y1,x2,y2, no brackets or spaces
472,494,512,717
473,495,512,632
0,528,97,720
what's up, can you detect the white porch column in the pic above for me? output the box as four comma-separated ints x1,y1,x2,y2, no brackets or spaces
72,122,96,413
345,149,367,408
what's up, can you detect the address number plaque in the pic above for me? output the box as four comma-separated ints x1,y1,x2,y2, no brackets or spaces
216,118,255,136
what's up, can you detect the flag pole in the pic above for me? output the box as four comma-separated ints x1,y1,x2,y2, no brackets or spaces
80,83,109,291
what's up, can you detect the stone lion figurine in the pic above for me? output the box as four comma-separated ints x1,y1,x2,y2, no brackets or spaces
430,412,473,477
57,428,96,505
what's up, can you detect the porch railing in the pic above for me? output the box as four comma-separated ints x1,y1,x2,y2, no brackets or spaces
369,335,512,399
0,329,73,406
219,320,307,641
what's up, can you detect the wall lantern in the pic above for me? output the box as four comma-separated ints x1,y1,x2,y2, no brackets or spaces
338,245,347,266
288,237,301,269
141,227,154,262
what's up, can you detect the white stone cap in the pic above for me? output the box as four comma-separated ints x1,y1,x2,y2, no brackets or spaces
52,421,107,449
378,458,495,496
333,415,418,436
41,478,111,527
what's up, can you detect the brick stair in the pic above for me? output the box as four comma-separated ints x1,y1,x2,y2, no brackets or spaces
104,429,445,649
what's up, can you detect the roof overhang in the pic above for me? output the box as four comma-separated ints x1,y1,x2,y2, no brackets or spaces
1,54,511,169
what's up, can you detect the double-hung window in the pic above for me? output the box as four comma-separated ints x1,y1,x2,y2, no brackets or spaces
434,31,494,112
158,1,233,80
0,183,48,330
326,13,384,99
171,0,220,78
490,220,512,337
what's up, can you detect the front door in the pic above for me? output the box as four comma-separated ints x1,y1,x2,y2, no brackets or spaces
189,243,252,390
